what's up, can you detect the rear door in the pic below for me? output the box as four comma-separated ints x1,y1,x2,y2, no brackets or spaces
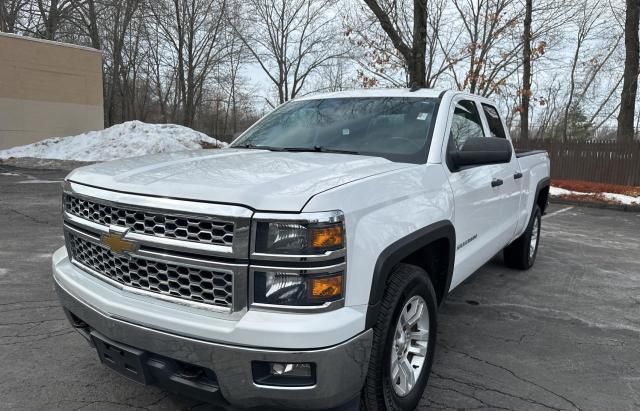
443,97,520,288
479,102,523,240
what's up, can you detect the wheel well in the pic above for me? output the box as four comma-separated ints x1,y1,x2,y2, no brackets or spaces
537,185,549,214
365,221,455,329
399,238,450,304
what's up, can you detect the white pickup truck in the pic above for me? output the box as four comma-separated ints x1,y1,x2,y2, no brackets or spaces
52,88,550,411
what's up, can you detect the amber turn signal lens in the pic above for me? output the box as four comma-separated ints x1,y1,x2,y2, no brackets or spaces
310,274,343,299
310,225,344,249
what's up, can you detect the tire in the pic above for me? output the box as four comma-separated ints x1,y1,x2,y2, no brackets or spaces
504,204,542,270
362,264,438,411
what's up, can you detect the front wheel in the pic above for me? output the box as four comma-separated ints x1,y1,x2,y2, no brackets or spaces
504,205,542,270
362,264,438,411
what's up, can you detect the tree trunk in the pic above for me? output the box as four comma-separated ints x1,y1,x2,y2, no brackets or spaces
617,0,640,142
37,0,59,40
105,4,122,126
0,2,6,32
87,0,101,50
174,0,187,125
409,0,427,88
520,0,532,141
362,0,427,88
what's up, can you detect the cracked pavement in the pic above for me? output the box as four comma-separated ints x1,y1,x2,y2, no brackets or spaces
1,165,639,410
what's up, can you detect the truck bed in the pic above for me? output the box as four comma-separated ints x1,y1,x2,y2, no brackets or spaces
515,149,547,158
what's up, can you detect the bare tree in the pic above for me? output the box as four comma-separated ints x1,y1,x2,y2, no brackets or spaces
343,2,408,88
520,0,533,140
148,24,176,123
219,5,251,134
230,0,344,104
32,0,76,39
617,0,639,141
360,0,428,87
561,1,603,142
73,0,101,49
345,0,458,88
451,0,524,96
0,0,29,32
152,0,227,126
102,0,139,125
515,0,573,139
314,58,353,92
532,75,562,139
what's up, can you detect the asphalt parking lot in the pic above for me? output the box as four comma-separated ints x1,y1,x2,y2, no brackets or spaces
1,165,639,411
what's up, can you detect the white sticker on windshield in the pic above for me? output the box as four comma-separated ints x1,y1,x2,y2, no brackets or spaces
417,112,429,120
342,128,350,135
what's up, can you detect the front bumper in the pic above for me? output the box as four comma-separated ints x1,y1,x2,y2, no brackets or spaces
55,278,372,410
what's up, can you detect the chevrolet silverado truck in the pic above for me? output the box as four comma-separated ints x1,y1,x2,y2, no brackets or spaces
52,88,550,411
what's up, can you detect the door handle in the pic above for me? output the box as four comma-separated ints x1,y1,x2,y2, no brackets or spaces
514,172,523,180
491,178,504,187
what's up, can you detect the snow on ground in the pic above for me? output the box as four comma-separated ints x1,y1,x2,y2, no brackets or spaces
600,192,640,205
550,186,640,205
550,187,588,197
0,121,226,162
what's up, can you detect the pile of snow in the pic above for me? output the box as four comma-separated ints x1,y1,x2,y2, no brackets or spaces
550,187,587,197
0,121,226,162
550,186,640,205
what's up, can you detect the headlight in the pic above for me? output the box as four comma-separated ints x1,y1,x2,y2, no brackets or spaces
254,213,344,255
253,271,344,306
251,211,346,310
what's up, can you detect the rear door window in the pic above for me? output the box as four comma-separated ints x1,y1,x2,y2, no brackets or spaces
481,104,507,138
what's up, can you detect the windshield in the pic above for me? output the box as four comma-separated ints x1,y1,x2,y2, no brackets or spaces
231,97,438,163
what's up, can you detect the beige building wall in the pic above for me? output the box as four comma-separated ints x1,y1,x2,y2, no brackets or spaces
0,33,103,150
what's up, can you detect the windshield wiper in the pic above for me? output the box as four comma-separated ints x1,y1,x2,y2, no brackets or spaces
280,146,361,155
233,143,284,151
234,143,360,155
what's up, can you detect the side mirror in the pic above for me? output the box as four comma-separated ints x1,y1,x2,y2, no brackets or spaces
450,137,512,169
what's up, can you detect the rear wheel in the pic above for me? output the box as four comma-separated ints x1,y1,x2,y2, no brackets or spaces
362,264,437,411
504,205,542,270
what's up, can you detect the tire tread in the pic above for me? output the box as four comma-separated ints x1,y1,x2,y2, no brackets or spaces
362,264,437,411
504,205,541,270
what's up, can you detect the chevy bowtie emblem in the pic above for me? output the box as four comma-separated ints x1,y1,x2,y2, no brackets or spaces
101,228,138,255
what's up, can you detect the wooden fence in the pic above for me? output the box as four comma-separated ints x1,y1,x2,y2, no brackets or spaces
513,140,640,186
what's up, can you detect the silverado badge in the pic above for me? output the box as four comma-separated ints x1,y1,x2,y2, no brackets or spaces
101,228,138,255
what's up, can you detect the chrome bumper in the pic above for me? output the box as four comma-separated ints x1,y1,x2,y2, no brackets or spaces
55,279,372,410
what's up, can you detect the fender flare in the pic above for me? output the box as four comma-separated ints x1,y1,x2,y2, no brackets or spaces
534,177,551,214
365,220,456,329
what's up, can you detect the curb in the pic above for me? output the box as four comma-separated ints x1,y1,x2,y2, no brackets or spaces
550,197,640,212
0,158,95,171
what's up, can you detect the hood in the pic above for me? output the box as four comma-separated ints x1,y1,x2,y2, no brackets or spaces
67,149,412,211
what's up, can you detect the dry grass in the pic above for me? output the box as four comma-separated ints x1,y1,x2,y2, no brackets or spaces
552,179,640,197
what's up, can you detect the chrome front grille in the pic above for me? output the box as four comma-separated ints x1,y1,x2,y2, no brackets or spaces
69,234,234,308
62,181,252,315
64,194,234,246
